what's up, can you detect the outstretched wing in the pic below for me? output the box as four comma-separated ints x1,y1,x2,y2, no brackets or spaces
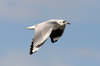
50,25,66,43
30,23,53,55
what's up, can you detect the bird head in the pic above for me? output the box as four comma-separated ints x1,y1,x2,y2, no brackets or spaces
48,19,71,26
56,19,71,26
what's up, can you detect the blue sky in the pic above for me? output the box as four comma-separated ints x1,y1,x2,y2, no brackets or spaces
0,0,100,66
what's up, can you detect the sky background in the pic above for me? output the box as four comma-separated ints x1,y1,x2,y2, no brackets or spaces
0,0,100,66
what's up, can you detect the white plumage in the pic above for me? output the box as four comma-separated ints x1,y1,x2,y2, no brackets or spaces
26,19,70,55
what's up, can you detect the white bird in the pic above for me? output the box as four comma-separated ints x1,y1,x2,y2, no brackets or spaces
26,19,70,55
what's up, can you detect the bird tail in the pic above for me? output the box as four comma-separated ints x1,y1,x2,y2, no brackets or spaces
26,26,35,30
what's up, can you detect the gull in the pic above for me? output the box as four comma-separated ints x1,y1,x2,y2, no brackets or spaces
26,19,70,55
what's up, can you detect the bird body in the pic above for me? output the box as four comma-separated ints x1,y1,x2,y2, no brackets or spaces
26,19,70,55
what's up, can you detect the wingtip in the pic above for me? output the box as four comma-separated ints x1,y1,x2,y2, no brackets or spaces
50,37,58,43
30,46,39,55
30,51,33,55
30,51,38,55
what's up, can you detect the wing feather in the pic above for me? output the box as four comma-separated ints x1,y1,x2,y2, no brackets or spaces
50,25,66,43
30,23,53,55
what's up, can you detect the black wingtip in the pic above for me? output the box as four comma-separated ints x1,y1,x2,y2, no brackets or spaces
50,37,58,43
30,50,33,55
30,50,37,55
51,40,57,43
30,41,34,55
51,40,55,43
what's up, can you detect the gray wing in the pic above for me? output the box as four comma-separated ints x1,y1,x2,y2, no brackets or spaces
50,25,66,43
30,23,53,55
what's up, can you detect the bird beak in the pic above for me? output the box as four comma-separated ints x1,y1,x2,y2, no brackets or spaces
65,22,71,25
67,22,71,25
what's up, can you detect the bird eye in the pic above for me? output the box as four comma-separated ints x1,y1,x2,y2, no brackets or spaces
63,21,66,23
63,21,65,23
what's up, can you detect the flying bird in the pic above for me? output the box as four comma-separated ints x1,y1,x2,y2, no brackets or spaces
26,19,70,55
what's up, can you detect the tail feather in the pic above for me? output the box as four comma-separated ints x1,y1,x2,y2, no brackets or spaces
26,26,35,30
